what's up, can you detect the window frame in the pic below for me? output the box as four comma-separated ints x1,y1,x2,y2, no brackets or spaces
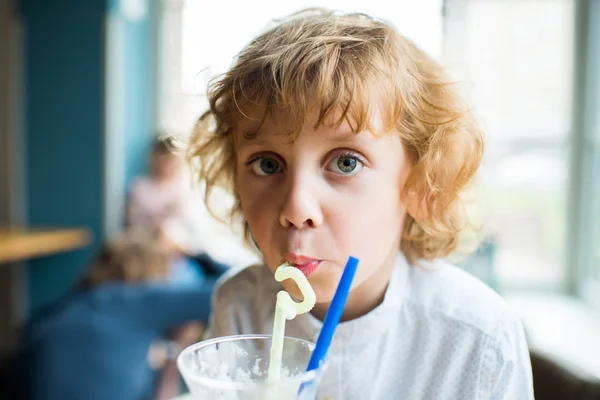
569,0,600,306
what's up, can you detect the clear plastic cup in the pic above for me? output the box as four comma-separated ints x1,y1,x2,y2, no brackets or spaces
177,334,326,400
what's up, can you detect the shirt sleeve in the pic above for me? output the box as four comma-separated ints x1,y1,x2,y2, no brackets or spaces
480,314,535,400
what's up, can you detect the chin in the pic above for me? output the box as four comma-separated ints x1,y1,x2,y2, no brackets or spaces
309,270,341,298
282,281,304,300
313,288,335,305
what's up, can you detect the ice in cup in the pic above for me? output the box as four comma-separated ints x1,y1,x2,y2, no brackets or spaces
177,334,326,400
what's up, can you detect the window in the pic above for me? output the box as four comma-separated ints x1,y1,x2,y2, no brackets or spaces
160,0,444,136
443,0,574,290
160,0,600,296
577,0,600,306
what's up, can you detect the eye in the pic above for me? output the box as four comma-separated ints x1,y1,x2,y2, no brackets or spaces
249,156,283,176
326,153,365,176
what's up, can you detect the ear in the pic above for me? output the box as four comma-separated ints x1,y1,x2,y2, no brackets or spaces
399,155,435,221
404,190,435,220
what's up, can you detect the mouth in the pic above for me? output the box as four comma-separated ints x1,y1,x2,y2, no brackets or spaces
284,254,322,278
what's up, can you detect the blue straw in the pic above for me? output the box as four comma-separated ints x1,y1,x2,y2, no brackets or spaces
306,256,359,372
297,256,359,397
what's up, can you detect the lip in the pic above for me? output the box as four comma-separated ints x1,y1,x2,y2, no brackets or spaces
284,254,322,277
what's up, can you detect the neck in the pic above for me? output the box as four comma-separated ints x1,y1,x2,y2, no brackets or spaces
310,250,397,322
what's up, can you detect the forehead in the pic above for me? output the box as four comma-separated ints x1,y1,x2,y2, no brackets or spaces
234,105,388,147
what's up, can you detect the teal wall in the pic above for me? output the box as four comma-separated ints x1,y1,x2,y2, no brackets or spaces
123,11,156,187
20,0,158,312
107,0,158,189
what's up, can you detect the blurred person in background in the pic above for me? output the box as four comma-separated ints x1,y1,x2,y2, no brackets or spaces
126,136,230,286
10,234,212,400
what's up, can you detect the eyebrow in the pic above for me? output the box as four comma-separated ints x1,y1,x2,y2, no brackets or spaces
235,135,273,153
236,129,371,150
325,131,361,143
324,129,374,148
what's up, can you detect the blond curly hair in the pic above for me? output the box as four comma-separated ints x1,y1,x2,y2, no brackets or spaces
187,8,484,263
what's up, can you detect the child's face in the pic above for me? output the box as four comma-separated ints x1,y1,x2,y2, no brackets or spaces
151,151,180,181
235,111,410,316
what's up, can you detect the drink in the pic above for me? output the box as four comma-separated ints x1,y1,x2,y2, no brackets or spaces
177,335,325,399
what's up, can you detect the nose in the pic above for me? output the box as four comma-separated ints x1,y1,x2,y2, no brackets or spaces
278,172,323,229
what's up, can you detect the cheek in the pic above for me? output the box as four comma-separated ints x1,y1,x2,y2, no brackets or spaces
337,183,403,239
238,180,277,245
330,182,405,276
337,209,401,259
237,175,262,214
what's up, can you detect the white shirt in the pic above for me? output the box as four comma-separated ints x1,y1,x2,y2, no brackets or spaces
207,253,535,400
